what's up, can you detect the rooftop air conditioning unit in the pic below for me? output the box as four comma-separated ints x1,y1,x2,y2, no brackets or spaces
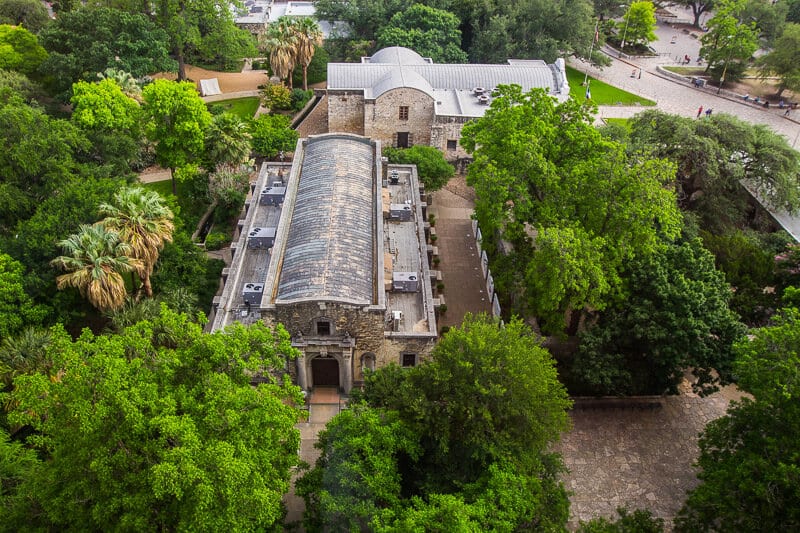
259,186,286,206
389,169,400,184
392,310,403,331
242,282,264,305
477,94,490,105
389,203,412,221
392,271,419,292
247,226,276,249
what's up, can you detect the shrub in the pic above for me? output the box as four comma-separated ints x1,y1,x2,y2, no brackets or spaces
385,145,454,191
260,83,291,111
249,114,298,158
204,231,230,251
290,88,313,111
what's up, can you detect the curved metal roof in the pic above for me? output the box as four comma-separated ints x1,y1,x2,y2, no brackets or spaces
276,135,375,304
368,46,428,65
371,68,435,99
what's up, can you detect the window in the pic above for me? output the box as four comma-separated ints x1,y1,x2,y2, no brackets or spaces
446,139,457,151
399,106,409,120
361,353,376,372
401,352,417,367
396,132,409,148
316,321,331,335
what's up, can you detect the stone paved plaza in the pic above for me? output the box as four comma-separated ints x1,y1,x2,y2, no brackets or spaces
555,386,740,530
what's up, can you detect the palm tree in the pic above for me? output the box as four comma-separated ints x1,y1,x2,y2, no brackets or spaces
261,17,298,88
0,327,52,388
206,113,252,168
51,224,141,312
98,187,175,298
292,17,324,91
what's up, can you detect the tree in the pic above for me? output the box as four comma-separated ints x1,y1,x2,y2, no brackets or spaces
292,17,323,91
742,0,788,45
0,326,51,389
249,113,298,158
572,239,746,396
460,86,681,333
0,68,41,102
260,17,298,88
98,187,175,298
0,96,88,231
260,82,292,110
50,224,142,312
628,110,800,233
672,0,716,28
700,0,759,85
757,23,800,98
0,24,46,75
618,2,657,50
384,145,454,191
141,79,212,194
675,309,800,531
314,0,405,42
0,253,45,340
377,4,468,63
204,112,252,169
3,307,303,531
299,315,572,531
38,7,175,97
0,0,50,34
578,507,665,532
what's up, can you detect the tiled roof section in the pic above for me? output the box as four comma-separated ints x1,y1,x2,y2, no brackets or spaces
328,47,566,99
276,136,375,304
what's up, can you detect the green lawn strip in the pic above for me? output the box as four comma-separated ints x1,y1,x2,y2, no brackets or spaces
565,66,656,106
602,117,631,129
207,96,261,119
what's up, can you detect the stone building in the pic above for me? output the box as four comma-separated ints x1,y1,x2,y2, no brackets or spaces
326,46,570,163
210,133,438,394
234,0,342,37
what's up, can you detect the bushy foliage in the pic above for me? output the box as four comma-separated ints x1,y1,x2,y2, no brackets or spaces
290,88,313,111
384,145,454,191
260,83,292,111
249,113,298,158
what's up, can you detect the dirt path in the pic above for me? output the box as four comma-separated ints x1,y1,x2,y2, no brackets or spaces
153,65,267,93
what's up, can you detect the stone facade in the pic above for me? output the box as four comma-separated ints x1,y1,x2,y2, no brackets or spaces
431,115,475,163
363,88,435,148
327,91,365,135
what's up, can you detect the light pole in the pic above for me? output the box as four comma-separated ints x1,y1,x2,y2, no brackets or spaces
620,4,631,56
583,18,599,86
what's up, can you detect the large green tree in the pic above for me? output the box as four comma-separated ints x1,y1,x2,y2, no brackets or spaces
38,7,175,97
572,238,746,396
675,309,800,531
672,0,716,28
0,0,50,33
757,23,800,98
3,307,303,531
249,113,298,158
700,0,759,84
141,79,212,194
628,110,800,233
0,23,46,75
0,252,46,339
461,86,681,333
618,1,657,50
299,315,572,531
376,4,468,63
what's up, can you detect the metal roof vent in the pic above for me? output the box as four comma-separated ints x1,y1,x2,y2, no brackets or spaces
389,203,412,221
392,271,419,292
259,186,286,206
242,283,264,305
247,226,276,249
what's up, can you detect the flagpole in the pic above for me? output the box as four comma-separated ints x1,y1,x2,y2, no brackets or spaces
583,19,599,86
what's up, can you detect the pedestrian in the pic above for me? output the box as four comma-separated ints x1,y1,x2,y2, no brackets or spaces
785,107,791,116
705,108,713,117
638,69,642,79
697,105,703,118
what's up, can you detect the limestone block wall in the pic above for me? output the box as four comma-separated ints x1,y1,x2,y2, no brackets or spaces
431,115,475,161
365,88,434,148
328,91,365,134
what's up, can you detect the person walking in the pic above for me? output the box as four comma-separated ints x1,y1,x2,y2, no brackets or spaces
697,105,703,118
705,108,713,117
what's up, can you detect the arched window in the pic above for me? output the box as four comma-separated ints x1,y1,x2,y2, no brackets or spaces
361,352,376,372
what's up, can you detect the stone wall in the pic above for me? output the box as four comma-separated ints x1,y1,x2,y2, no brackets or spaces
364,88,434,148
328,91,365,134
431,115,476,162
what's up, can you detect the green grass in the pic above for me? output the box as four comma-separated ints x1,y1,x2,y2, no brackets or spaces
565,66,656,106
142,178,208,231
208,97,261,120
603,117,631,129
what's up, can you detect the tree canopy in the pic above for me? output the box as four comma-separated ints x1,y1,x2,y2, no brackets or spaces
619,2,658,50
572,238,746,395
2,306,303,531
461,86,681,333
38,7,175,97
384,145,454,191
700,0,759,83
757,23,800,98
249,113,298,158
0,23,46,75
299,315,572,531
376,4,468,63
676,308,800,531
0,0,50,33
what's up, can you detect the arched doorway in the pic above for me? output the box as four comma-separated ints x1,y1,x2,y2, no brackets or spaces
312,356,339,388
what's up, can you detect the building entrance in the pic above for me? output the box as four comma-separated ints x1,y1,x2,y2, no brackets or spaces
312,356,339,387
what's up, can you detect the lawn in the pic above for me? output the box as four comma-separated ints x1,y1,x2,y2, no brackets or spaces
603,117,631,129
142,178,209,231
565,66,656,106
207,96,261,119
